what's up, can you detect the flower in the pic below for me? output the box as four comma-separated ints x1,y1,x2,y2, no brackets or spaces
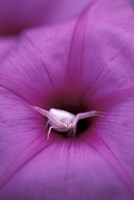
0,0,134,200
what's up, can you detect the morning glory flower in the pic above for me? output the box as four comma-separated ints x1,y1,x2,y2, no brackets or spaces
0,0,134,200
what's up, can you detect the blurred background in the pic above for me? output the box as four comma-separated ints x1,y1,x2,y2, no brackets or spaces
0,0,91,35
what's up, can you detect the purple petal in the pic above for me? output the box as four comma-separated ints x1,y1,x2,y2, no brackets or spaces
0,87,48,185
1,103,134,200
1,0,134,106
43,0,92,24
0,0,49,35
0,26,69,105
67,0,134,101
0,38,15,59
0,0,92,35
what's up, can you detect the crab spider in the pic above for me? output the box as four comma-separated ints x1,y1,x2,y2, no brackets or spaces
31,106,104,140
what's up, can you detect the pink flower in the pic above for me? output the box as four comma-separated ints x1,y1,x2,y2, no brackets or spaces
0,0,134,199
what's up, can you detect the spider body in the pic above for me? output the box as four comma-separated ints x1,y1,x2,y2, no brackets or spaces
48,108,74,131
31,106,104,139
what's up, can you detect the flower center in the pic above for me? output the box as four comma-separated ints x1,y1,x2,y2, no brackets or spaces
47,97,95,138
43,89,103,139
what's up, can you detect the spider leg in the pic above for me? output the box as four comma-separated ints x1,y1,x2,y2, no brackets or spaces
30,106,49,117
47,126,57,140
73,126,77,138
45,120,50,130
67,129,73,137
73,111,105,125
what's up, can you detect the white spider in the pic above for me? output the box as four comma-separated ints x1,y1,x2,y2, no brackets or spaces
31,106,104,140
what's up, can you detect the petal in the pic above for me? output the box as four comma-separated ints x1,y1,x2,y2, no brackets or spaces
0,87,48,187
1,0,134,108
86,97,134,198
0,0,49,35
0,18,93,109
0,20,86,107
0,138,133,200
0,90,134,200
0,37,15,60
0,0,92,35
64,0,134,102
43,0,92,24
